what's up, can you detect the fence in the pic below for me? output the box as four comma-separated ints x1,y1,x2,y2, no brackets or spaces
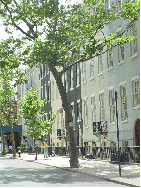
17,146,140,163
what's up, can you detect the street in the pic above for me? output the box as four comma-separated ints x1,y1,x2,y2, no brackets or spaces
0,158,129,187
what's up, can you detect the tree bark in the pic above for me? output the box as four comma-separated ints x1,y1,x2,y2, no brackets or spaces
49,64,79,168
1,124,6,155
8,109,16,157
9,123,16,157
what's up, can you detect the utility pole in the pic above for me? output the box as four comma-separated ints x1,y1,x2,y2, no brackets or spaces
115,91,121,177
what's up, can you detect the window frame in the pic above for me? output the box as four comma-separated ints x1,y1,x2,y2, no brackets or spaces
109,89,116,123
120,84,128,121
130,22,138,57
99,92,105,122
107,48,113,69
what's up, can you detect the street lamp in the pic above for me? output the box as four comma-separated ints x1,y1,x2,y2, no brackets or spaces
115,91,121,177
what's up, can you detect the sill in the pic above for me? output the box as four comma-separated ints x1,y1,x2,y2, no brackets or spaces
76,84,80,88
98,72,103,76
130,52,138,60
77,119,81,123
107,67,113,71
82,81,86,85
109,121,116,125
118,60,125,65
121,119,128,124
70,87,74,91
133,105,140,110
90,76,95,81
84,126,89,129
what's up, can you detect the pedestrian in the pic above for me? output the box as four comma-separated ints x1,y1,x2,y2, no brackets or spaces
43,139,48,158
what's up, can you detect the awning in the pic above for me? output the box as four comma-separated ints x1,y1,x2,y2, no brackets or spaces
0,125,22,133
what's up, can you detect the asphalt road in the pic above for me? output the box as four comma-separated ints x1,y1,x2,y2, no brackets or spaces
0,158,128,187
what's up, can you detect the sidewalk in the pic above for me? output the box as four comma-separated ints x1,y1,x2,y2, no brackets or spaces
2,153,140,187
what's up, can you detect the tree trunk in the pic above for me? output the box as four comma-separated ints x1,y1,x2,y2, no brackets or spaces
9,123,16,157
49,64,79,168
1,124,6,155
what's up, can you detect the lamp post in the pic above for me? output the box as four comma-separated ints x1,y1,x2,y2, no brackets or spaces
115,91,121,177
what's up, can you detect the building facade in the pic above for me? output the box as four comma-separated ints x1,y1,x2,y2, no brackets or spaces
18,0,140,159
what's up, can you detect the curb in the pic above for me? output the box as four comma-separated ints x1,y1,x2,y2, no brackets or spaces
21,157,140,187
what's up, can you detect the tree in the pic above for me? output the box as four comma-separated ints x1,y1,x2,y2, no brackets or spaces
0,38,28,157
18,88,56,160
0,0,139,167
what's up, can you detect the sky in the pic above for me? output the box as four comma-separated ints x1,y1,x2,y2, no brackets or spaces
0,0,81,69
0,0,81,40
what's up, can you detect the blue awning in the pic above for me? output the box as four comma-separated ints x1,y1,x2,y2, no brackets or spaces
0,125,22,133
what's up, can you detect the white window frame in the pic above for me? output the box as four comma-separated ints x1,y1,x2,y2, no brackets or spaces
71,102,75,130
83,97,88,128
47,81,50,102
119,83,128,121
98,53,103,75
41,86,43,101
131,76,140,109
70,67,74,90
107,48,113,69
116,0,122,11
90,59,94,79
91,94,96,125
77,99,81,122
45,84,47,103
82,61,86,83
65,72,68,93
117,29,125,64
109,89,116,123
76,63,80,87
130,22,138,57
40,65,43,79
99,91,105,122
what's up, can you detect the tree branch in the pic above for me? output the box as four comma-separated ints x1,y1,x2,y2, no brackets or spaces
0,0,35,40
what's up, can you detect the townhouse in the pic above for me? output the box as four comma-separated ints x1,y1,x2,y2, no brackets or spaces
18,0,140,159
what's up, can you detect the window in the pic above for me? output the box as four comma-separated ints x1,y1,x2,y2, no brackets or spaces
71,102,75,130
107,49,113,69
76,63,80,87
40,65,43,79
120,85,128,121
45,84,47,102
47,82,50,102
91,95,96,125
70,67,73,90
105,0,110,12
52,81,54,100
130,22,137,56
109,89,115,123
82,61,86,83
90,59,94,78
116,0,122,11
65,72,68,92
41,87,43,100
117,30,124,62
77,100,81,122
43,64,45,77
83,99,88,127
39,68,40,80
98,53,103,74
132,79,140,107
99,92,105,121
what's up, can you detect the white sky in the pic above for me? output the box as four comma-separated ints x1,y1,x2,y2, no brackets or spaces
0,0,81,41
0,0,81,69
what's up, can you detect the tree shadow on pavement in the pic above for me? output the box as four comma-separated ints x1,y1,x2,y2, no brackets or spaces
0,159,108,186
